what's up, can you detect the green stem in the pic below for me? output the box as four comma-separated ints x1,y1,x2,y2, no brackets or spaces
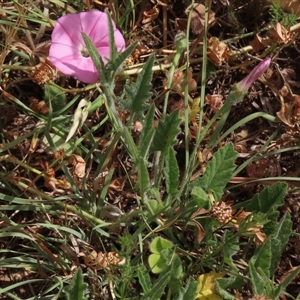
214,111,278,147
96,84,139,162
154,34,187,187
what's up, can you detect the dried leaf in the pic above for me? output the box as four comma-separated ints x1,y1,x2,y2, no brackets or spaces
66,99,91,143
249,34,272,52
205,94,223,113
175,18,188,32
31,60,57,84
276,94,300,126
84,250,125,270
234,211,267,245
70,154,86,178
29,97,49,114
185,4,215,35
269,23,291,44
208,37,229,65
142,5,159,24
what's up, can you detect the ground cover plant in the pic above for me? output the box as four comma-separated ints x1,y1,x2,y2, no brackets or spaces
1,0,300,299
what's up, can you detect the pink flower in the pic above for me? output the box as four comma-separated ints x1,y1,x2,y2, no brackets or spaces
49,11,125,83
236,57,271,93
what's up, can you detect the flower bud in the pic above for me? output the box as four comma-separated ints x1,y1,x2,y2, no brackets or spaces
236,57,271,94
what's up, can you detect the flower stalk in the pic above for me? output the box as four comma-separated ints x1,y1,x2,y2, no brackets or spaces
208,57,271,147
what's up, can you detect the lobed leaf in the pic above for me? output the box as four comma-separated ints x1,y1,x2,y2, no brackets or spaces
151,110,181,153
121,55,154,118
64,268,88,300
196,143,237,201
245,182,287,213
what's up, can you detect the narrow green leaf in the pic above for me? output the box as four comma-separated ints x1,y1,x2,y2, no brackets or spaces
196,143,237,201
151,110,181,153
64,268,88,300
142,265,172,300
250,238,272,278
0,279,44,294
269,213,292,276
222,231,239,271
164,147,179,195
82,33,107,84
137,264,152,294
139,105,155,159
249,261,265,295
245,182,287,213
121,55,154,117
174,277,197,300
138,157,150,196
106,9,117,60
107,42,138,76
83,31,136,84
215,278,238,300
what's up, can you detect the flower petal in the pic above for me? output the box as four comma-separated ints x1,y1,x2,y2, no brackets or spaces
49,10,126,83
64,57,99,83
51,13,84,48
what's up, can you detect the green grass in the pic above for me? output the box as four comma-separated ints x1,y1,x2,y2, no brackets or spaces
1,0,300,299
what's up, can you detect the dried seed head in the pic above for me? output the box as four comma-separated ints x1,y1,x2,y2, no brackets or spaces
211,201,233,224
31,60,57,84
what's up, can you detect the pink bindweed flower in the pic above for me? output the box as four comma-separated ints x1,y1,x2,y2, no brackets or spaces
236,57,271,94
49,11,125,83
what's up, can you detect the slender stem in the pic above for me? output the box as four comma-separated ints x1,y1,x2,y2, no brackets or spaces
214,111,278,147
96,85,139,162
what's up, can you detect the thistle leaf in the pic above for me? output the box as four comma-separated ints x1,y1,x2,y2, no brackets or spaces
151,110,181,153
64,268,88,300
138,104,155,159
120,55,154,118
164,147,179,195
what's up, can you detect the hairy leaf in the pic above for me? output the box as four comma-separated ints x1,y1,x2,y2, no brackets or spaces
142,264,172,299
250,238,272,278
64,268,88,300
82,33,107,84
151,110,181,153
137,264,152,294
196,143,237,201
121,55,154,117
245,182,287,213
175,277,197,300
269,213,292,276
138,157,150,197
249,260,265,295
139,105,155,159
164,147,179,195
